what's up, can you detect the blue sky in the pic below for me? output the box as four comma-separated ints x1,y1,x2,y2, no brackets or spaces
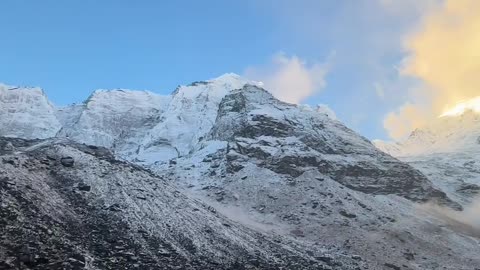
0,0,436,140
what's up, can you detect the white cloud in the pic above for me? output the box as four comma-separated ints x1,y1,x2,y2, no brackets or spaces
244,52,329,104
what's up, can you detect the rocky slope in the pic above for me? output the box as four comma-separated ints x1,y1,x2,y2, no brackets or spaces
0,137,365,270
2,75,480,269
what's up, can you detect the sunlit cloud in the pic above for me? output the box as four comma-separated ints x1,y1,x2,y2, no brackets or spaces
249,1,439,138
383,103,430,141
384,0,480,140
440,97,480,117
244,52,329,104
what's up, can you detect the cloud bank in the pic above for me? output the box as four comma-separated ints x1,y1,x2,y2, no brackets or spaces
244,52,328,104
385,0,480,140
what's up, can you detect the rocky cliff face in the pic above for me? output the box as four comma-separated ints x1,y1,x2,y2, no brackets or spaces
205,85,452,205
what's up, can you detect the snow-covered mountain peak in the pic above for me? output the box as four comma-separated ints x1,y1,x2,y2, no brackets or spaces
207,72,261,86
58,88,170,150
84,88,169,110
174,73,262,99
89,88,152,96
375,108,480,157
0,84,61,139
209,72,242,82
2,78,474,269
0,83,44,94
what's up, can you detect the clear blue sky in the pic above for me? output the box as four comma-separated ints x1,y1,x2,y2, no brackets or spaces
0,0,424,140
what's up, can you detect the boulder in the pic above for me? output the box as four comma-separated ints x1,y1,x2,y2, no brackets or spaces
60,157,74,167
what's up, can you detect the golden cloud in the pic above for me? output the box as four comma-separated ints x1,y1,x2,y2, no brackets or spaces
385,0,480,140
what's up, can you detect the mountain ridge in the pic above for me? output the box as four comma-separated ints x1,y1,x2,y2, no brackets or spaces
375,109,480,157
2,74,480,269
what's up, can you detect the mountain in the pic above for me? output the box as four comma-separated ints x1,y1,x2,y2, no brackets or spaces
375,109,480,208
2,74,480,269
54,74,262,163
375,110,480,157
0,75,454,204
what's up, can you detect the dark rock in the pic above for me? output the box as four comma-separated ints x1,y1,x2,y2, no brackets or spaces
456,183,480,196
404,251,415,261
339,210,357,219
2,142,14,152
290,229,305,237
60,156,75,167
106,203,122,212
78,184,91,191
158,249,171,257
40,159,50,165
2,158,15,165
316,255,334,264
357,202,368,209
35,257,49,264
384,263,401,270
351,255,362,261
267,194,278,200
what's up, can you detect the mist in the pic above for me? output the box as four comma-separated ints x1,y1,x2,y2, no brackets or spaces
421,196,480,238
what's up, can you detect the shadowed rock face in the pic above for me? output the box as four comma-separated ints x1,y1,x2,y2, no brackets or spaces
0,137,362,270
209,86,459,209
